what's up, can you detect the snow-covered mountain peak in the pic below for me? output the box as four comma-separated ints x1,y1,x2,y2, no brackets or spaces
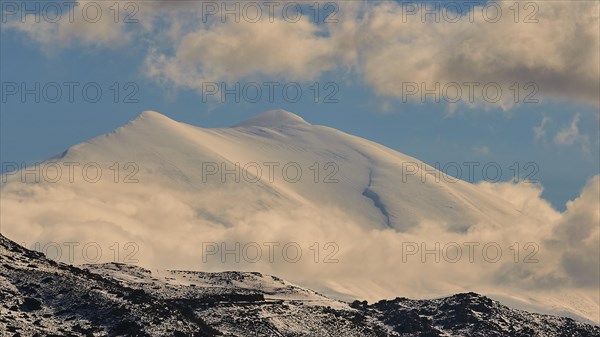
233,109,309,128
132,110,179,125
2,109,598,325
114,110,184,135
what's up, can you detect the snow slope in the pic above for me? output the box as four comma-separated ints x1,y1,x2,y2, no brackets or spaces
1,110,597,324
4,109,521,230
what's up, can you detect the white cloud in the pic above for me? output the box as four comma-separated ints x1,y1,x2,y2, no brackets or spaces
354,1,599,109
3,0,133,49
142,0,600,108
144,17,338,88
548,175,600,288
5,0,599,108
554,113,591,153
472,146,490,156
533,115,551,142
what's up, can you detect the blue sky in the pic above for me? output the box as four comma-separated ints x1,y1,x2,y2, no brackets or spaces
1,0,599,210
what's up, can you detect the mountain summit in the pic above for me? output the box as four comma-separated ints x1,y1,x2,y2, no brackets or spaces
135,110,176,122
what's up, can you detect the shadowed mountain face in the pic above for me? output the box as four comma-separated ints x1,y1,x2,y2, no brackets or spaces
1,234,598,336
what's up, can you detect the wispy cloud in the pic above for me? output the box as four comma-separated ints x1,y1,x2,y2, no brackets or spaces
472,146,490,156
533,115,551,142
554,113,591,153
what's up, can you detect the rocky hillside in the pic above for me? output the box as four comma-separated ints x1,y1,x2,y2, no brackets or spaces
1,234,598,336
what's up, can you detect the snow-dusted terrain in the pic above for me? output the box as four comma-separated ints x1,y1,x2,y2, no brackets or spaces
1,110,598,325
1,234,598,336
